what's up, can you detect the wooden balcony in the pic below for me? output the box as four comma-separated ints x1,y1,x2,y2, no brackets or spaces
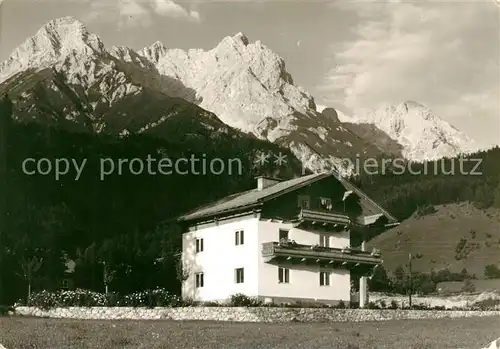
261,241,382,271
293,208,350,230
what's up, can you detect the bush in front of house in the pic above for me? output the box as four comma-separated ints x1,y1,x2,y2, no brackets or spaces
119,288,182,308
26,289,107,309
104,292,121,307
22,288,182,309
284,301,329,308
388,300,398,309
367,302,380,309
229,293,262,307
22,289,499,311
335,300,346,309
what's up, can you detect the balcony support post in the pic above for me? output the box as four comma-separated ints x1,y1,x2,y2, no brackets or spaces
359,241,368,308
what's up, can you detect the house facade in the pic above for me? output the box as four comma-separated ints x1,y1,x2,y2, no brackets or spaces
178,172,398,306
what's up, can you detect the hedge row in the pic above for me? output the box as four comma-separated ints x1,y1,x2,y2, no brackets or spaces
13,291,500,311
19,288,183,309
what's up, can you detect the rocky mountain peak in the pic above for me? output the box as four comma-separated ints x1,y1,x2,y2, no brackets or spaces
231,32,250,46
402,100,426,110
0,17,482,173
140,41,168,64
350,101,478,161
29,16,104,55
217,32,250,48
41,16,87,35
0,16,104,82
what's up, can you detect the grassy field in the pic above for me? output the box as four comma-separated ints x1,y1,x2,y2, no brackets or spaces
0,316,499,349
367,202,500,277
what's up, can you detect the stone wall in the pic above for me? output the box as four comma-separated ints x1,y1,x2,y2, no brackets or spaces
14,306,500,323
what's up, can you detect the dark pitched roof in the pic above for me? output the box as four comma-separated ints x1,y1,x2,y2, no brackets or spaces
178,171,398,224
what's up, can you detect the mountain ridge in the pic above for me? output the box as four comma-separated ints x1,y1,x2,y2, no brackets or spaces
316,103,482,162
0,16,482,170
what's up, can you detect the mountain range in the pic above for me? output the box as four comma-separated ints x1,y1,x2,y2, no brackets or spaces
0,16,484,173
1,17,499,303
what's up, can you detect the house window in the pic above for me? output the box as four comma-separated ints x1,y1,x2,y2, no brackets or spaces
297,195,310,209
319,197,332,210
319,234,330,248
279,229,289,241
278,267,290,283
195,272,204,288
235,230,244,245
319,271,331,286
195,238,204,253
61,279,70,290
235,268,244,283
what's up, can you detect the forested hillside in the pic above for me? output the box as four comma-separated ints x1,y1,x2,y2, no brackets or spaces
0,94,303,304
354,147,500,223
1,89,499,304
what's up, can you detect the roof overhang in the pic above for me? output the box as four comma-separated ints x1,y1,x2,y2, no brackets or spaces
177,170,399,226
178,172,333,223
179,204,263,226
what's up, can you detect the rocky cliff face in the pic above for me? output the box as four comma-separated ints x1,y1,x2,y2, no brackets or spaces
0,17,234,140
318,102,480,162
139,32,386,173
0,17,481,173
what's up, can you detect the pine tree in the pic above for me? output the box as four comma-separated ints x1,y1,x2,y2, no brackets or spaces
368,265,392,292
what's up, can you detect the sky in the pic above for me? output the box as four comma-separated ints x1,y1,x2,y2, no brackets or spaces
0,0,499,147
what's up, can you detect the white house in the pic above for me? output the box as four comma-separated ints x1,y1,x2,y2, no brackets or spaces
177,171,398,306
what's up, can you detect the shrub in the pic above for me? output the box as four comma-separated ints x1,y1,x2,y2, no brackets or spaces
389,300,398,309
28,289,106,309
0,305,13,316
180,298,196,307
201,301,220,307
368,265,392,292
349,302,359,309
119,288,182,308
461,279,476,293
25,288,182,309
335,300,346,309
379,300,386,308
229,293,261,307
415,205,437,218
286,300,328,308
473,298,500,310
484,264,500,279
105,292,121,307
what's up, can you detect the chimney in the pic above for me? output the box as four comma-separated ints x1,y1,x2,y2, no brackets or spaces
256,176,281,191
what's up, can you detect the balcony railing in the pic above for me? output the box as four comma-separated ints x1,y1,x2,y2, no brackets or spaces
295,208,350,229
261,241,382,266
